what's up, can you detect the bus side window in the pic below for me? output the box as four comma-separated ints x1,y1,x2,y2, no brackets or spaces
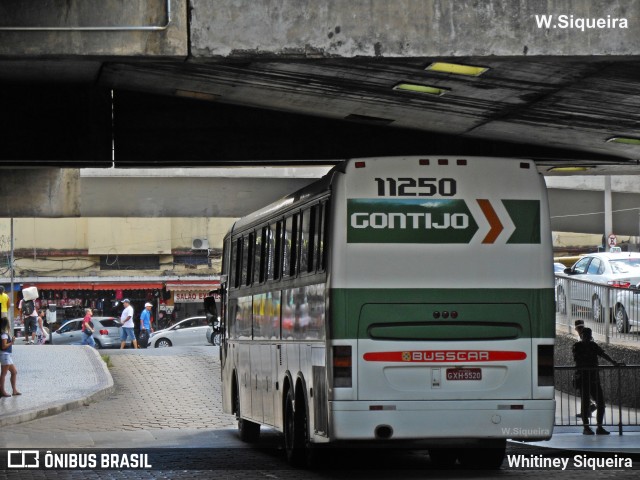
266,224,275,281
274,221,282,280
283,214,299,278
231,237,242,289
318,202,326,272
241,234,252,287
300,208,312,274
254,228,264,284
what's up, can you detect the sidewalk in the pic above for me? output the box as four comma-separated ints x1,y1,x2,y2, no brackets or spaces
523,426,640,454
0,344,114,427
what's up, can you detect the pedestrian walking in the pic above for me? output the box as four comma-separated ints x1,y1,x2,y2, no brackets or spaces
138,302,153,349
572,327,624,435
36,310,47,345
119,299,138,349
0,286,10,324
81,308,96,348
18,298,38,345
0,317,20,397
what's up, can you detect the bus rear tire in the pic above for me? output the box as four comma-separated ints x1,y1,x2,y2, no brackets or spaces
235,383,260,442
284,388,308,467
457,441,506,469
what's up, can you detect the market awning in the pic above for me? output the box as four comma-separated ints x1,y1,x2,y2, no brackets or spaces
28,283,93,290
31,282,163,291
165,281,219,292
92,283,163,290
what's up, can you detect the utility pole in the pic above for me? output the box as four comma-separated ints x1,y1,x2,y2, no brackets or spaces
604,176,612,250
9,218,14,332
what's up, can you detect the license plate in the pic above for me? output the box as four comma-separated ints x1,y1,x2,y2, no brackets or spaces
446,368,482,381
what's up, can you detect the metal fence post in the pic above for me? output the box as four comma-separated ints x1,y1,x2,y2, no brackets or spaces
563,277,572,334
617,366,623,435
604,286,610,345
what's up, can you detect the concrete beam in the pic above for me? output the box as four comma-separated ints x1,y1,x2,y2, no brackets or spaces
0,168,329,218
0,0,187,57
2,167,640,239
190,0,640,58
0,169,81,217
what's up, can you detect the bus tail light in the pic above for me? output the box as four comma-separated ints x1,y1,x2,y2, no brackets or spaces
537,345,554,387
333,346,352,387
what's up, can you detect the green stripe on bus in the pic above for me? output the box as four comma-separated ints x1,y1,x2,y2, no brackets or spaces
329,288,555,340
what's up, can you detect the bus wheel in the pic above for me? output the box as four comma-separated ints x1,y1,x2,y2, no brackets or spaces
457,441,506,469
428,448,458,468
284,389,307,467
235,385,260,442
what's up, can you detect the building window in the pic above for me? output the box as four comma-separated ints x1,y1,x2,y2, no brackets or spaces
174,255,210,267
100,255,160,271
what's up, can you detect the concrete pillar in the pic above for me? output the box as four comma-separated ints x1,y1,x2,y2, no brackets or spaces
604,176,612,248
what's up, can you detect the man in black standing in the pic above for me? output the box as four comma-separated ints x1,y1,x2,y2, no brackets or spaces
572,328,623,435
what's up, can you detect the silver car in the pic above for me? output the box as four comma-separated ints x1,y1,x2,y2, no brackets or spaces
148,316,211,348
558,252,640,322
50,316,125,348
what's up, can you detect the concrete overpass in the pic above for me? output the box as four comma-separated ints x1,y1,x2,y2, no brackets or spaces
3,165,639,239
2,0,640,230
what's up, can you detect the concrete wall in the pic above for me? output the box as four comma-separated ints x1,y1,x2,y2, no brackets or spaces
190,0,640,57
2,1,638,59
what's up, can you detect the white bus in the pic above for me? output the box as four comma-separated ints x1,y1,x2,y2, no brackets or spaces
206,156,555,468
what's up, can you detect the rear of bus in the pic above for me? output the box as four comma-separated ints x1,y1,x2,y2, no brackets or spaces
328,157,555,447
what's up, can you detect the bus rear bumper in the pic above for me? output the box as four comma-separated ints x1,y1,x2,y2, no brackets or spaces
329,400,554,442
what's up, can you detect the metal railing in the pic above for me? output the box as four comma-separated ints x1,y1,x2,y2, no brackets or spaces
555,274,640,344
554,365,640,434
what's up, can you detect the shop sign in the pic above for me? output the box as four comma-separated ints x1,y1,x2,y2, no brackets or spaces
174,291,209,303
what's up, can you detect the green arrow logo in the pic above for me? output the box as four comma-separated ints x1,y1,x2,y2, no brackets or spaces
347,198,541,244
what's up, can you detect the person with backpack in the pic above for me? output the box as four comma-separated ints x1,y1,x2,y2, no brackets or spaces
18,297,37,345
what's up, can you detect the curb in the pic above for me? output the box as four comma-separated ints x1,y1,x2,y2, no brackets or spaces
0,347,115,427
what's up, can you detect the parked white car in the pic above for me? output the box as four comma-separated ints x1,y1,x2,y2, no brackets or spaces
148,316,211,348
558,252,640,322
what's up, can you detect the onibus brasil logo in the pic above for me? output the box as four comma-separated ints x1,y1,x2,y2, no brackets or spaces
347,198,540,244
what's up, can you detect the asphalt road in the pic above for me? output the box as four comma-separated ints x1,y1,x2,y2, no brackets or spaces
1,346,638,479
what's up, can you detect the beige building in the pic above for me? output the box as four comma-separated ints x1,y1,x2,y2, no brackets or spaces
0,217,236,327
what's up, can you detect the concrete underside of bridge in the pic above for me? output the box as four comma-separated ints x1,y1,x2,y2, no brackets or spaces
1,0,640,231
